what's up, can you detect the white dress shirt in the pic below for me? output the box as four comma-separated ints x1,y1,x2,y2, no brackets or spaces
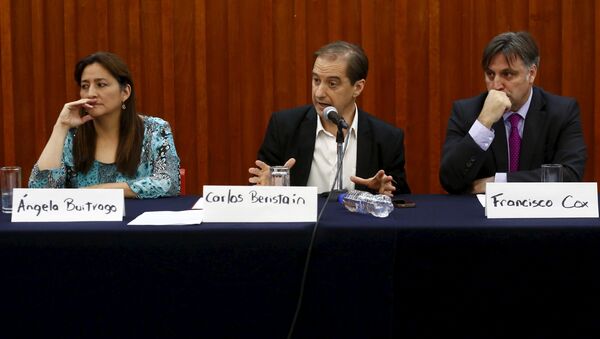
306,105,359,194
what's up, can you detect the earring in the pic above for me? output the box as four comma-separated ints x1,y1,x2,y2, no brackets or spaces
121,102,126,110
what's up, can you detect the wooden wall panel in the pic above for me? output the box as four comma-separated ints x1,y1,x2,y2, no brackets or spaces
596,0,600,182
561,0,596,184
0,0,598,193
0,0,15,165
403,0,432,191
204,0,229,186
12,0,35,171
63,0,76,95
530,0,563,94
173,0,200,192
31,0,46,157
193,0,208,190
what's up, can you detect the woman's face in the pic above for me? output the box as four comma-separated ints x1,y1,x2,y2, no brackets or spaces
79,62,130,118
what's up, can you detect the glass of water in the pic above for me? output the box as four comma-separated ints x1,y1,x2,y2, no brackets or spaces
1,166,21,213
541,164,563,182
270,166,290,186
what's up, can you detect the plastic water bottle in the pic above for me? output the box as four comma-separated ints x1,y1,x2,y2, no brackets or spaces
340,190,394,218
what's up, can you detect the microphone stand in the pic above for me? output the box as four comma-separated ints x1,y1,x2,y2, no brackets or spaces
287,116,349,337
329,121,349,201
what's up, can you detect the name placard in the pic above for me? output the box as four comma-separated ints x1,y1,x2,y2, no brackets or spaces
485,182,598,218
203,185,317,222
11,188,124,222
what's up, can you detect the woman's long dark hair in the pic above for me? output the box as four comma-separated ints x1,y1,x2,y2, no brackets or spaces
72,51,143,177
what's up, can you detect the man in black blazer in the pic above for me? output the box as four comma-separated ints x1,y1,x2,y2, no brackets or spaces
439,32,587,194
249,41,410,195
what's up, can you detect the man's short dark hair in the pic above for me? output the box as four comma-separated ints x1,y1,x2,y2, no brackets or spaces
482,31,540,70
314,41,368,84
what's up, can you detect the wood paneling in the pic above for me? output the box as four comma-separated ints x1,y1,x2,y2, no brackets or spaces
0,0,15,164
596,0,600,182
0,0,598,193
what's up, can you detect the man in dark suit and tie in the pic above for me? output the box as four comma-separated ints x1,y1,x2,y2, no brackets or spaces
439,31,587,194
249,41,410,196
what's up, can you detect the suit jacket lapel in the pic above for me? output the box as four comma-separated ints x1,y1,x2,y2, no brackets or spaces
291,107,317,186
519,87,545,170
356,109,375,178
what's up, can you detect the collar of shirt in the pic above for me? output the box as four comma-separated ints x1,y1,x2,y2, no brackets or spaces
503,87,533,122
315,104,359,139
500,87,532,168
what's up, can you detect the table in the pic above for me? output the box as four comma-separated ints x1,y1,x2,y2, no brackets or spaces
388,195,600,338
1,195,600,338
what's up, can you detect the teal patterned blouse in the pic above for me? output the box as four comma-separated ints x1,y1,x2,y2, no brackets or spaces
28,116,180,199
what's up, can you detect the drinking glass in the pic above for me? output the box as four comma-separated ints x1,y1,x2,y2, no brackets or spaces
1,166,22,213
270,166,290,186
541,164,563,182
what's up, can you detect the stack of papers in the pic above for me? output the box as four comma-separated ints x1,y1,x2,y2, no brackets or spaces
128,197,205,226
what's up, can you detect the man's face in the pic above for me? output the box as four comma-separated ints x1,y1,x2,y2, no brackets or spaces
484,53,536,111
311,56,364,119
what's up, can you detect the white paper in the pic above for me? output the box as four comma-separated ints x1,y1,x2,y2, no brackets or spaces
485,182,599,218
128,210,204,225
476,194,486,207
11,188,124,222
192,197,204,209
203,185,317,222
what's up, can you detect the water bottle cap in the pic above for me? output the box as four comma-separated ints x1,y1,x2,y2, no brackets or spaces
337,193,347,204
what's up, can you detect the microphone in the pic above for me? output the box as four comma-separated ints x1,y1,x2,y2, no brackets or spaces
322,106,349,129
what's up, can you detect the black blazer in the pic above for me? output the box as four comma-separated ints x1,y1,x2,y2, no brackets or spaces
439,87,587,194
257,105,410,194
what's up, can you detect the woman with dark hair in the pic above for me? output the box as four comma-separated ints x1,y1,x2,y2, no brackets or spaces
29,51,180,198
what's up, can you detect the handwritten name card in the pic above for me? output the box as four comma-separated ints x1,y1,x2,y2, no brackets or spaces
485,182,598,219
203,185,317,222
11,188,124,222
